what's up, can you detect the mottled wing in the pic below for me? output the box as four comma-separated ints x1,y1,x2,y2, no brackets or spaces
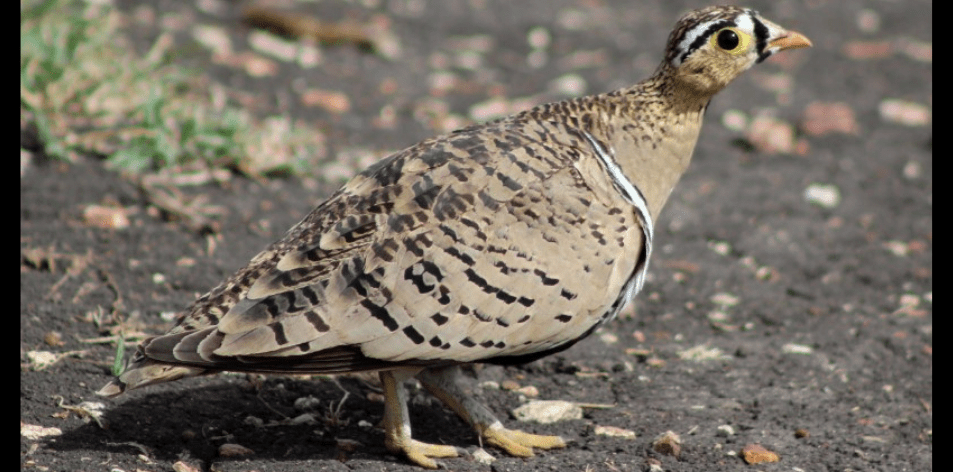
143,113,644,373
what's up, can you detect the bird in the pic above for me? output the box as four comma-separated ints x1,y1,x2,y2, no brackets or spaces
98,5,810,469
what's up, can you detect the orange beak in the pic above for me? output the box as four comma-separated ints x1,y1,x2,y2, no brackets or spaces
769,31,813,51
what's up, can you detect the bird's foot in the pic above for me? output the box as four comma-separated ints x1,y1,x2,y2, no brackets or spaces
385,438,465,469
480,422,566,457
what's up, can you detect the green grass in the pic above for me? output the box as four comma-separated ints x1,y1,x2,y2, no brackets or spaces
21,0,325,177
111,332,126,377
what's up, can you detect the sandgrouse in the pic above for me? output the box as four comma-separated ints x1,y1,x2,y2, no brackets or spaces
99,5,810,468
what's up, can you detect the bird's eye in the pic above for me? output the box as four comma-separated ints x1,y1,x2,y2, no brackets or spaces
717,30,739,50
711,27,748,54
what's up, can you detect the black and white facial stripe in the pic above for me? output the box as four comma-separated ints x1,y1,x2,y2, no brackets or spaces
670,9,780,67
581,131,653,318
674,18,734,66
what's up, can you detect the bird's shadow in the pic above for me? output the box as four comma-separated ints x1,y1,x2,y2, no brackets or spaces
50,375,473,464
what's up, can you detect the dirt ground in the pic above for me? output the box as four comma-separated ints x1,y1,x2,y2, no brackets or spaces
21,1,931,471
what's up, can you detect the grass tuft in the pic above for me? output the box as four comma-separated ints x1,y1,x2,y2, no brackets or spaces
21,0,326,177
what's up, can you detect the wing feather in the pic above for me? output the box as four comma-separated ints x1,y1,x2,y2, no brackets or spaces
142,114,644,374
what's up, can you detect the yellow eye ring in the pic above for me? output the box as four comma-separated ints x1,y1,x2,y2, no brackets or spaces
710,27,750,54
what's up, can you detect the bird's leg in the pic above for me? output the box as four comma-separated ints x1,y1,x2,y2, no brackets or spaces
379,368,463,469
417,365,566,457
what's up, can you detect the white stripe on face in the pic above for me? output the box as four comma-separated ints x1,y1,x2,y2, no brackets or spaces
671,10,763,67
733,13,755,38
672,19,727,66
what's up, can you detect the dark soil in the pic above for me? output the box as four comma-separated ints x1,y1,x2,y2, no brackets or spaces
21,1,931,471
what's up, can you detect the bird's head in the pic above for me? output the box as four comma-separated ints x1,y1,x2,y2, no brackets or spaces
660,6,811,95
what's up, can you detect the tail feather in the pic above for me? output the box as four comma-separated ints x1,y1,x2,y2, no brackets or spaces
96,329,451,398
96,347,208,397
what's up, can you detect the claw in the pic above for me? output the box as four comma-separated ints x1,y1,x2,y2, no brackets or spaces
380,366,568,467
389,438,462,469
380,368,467,468
417,366,568,459
481,422,566,457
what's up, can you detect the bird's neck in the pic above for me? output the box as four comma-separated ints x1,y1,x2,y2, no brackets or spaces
592,74,710,220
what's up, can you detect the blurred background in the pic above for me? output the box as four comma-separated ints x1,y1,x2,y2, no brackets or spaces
22,1,931,471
